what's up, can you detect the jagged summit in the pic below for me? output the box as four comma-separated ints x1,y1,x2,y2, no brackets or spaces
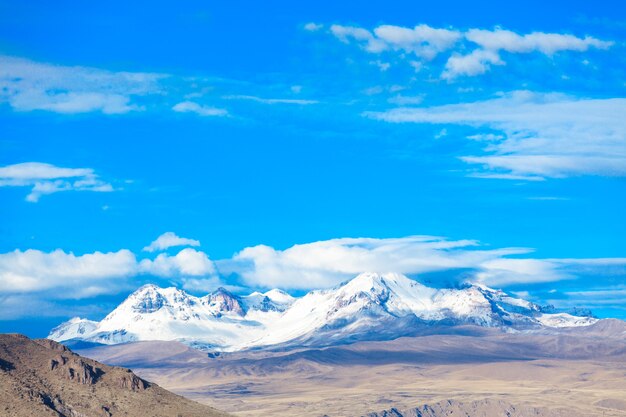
49,273,600,352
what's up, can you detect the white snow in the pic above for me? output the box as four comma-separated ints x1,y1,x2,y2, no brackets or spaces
48,272,598,351
536,312,598,328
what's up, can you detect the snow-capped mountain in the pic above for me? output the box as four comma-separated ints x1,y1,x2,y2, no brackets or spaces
49,273,597,351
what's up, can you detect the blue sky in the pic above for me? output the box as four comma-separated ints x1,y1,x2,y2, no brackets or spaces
1,0,626,336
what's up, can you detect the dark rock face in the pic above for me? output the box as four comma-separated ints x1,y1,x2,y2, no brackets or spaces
66,359,100,385
118,371,148,391
46,353,102,385
205,288,246,316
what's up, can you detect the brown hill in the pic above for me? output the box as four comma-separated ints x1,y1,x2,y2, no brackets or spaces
0,333,231,417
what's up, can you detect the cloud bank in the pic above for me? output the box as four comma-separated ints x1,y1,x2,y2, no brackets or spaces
2,236,624,308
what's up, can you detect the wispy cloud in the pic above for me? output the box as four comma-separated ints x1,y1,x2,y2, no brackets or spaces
0,162,114,202
366,91,626,179
223,94,319,105
172,101,229,117
0,55,166,114
304,22,323,32
465,28,613,55
0,55,317,117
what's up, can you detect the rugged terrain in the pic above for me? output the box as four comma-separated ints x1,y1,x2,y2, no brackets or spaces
43,273,626,416
75,320,626,417
0,333,230,417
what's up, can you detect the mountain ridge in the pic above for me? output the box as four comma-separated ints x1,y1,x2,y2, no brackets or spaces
49,272,600,352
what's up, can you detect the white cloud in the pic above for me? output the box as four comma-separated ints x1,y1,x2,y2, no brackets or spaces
222,95,318,105
330,24,461,59
172,101,229,117
0,246,218,299
330,25,387,53
0,162,114,202
321,24,612,79
440,29,612,80
373,24,462,59
143,232,201,252
0,249,137,297
0,55,165,114
140,248,216,277
442,49,504,80
465,28,613,55
366,91,626,179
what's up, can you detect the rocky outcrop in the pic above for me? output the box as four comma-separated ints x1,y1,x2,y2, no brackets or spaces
203,288,246,317
118,370,148,391
46,352,102,385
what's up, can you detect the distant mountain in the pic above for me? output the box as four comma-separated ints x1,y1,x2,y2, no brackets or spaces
49,273,598,351
0,333,230,417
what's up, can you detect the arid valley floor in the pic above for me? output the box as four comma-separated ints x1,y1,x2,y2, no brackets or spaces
76,322,626,417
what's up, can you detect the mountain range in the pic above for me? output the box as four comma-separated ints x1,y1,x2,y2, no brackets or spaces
49,272,598,351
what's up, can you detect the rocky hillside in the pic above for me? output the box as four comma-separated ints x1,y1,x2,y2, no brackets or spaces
0,333,230,417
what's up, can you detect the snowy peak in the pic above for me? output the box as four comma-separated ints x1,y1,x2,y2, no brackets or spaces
264,289,295,305
118,284,197,315
242,289,295,313
48,317,98,342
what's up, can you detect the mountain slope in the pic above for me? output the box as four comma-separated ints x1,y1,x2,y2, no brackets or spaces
49,273,598,351
0,333,230,417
